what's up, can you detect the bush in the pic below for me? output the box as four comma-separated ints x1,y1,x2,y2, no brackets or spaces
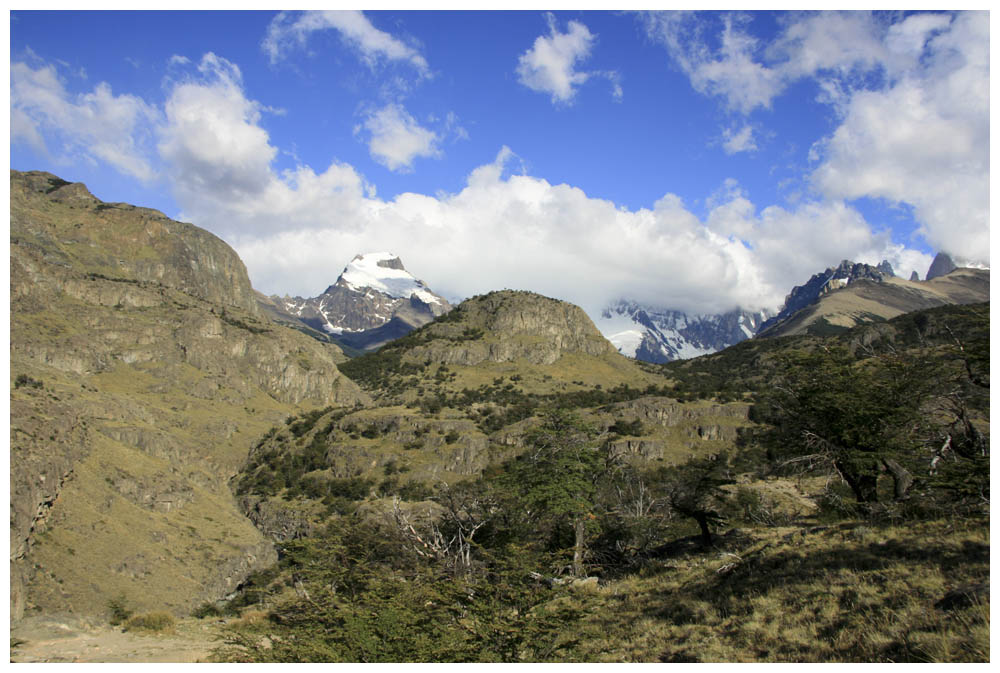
14,374,43,389
124,612,176,632
192,601,224,619
107,594,133,626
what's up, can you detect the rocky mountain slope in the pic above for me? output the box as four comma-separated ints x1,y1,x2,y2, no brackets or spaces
9,170,367,622
266,252,451,352
757,259,989,338
596,301,770,363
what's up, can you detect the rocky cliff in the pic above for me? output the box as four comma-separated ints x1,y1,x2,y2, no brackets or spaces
9,170,368,623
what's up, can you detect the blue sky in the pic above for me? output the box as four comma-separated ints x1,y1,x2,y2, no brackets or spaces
10,9,990,317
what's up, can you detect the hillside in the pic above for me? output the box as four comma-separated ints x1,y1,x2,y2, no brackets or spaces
758,268,988,338
9,170,367,621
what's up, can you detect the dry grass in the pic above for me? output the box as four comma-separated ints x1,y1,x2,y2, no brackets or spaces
565,518,989,662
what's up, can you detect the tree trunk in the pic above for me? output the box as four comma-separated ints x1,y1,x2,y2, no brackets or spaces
694,514,713,546
881,458,913,500
573,517,585,577
836,460,879,503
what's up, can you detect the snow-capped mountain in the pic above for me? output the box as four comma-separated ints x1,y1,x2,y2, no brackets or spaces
596,301,771,364
271,252,451,351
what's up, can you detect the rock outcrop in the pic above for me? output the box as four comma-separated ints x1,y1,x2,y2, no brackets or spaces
926,252,958,280
403,290,618,367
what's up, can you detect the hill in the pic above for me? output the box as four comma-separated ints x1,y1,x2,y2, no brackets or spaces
9,170,366,621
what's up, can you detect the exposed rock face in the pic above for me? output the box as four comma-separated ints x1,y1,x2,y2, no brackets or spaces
269,252,451,351
9,170,368,622
597,302,771,363
758,261,989,338
926,252,958,280
11,171,260,315
758,260,891,334
403,290,618,366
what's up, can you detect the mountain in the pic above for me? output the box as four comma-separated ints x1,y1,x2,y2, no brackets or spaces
340,289,665,400
596,302,771,363
267,252,451,352
9,170,367,621
926,252,958,280
757,259,989,338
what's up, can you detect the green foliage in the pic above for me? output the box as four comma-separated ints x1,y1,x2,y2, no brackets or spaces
750,346,929,505
107,594,133,626
609,418,645,436
218,519,587,662
652,453,735,545
14,374,43,389
192,601,224,619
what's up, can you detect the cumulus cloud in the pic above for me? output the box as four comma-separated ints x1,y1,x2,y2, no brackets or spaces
645,10,989,265
262,10,429,76
516,13,618,104
10,43,946,323
10,59,159,181
148,60,920,316
810,12,989,264
357,103,441,172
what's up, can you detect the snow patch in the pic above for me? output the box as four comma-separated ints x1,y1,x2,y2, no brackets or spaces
339,252,442,304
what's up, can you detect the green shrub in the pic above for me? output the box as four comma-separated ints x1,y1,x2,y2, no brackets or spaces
192,601,223,619
107,594,133,626
14,374,43,389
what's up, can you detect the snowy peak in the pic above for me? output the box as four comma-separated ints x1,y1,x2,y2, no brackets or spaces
334,252,443,306
270,252,451,351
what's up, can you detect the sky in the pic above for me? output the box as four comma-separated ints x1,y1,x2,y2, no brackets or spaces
9,8,991,318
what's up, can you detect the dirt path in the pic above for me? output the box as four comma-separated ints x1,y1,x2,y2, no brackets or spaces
10,615,225,663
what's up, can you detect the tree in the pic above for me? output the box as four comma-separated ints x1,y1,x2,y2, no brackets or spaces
654,453,734,546
751,346,926,506
492,410,603,576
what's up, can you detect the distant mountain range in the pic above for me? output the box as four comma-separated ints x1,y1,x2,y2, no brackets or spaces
595,254,989,362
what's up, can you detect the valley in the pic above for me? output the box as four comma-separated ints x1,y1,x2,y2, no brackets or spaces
8,170,989,662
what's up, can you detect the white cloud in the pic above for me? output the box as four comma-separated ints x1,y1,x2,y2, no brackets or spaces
262,10,429,76
810,12,989,264
10,60,159,181
10,45,948,323
158,53,279,204
721,124,757,154
645,10,989,266
516,13,618,104
358,103,441,172
644,11,888,114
